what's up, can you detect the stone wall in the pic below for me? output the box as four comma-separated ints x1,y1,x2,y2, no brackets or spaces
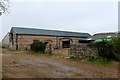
16,34,84,50
68,44,98,58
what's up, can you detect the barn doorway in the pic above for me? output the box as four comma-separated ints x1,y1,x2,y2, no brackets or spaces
62,40,70,48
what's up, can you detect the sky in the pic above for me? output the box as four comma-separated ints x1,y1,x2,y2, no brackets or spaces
0,0,119,41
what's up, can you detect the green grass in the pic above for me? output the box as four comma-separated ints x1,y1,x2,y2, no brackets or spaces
87,57,112,66
70,56,83,61
28,50,47,55
7,48,15,51
70,56,114,66
51,55,64,59
3,47,15,51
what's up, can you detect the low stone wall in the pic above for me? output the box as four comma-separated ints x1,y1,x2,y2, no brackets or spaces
68,44,98,58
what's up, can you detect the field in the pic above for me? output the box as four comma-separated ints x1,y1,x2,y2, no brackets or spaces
2,48,118,78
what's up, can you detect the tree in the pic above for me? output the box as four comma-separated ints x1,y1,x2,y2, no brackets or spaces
0,0,10,16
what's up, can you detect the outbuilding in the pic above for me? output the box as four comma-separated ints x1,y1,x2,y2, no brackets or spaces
3,27,91,50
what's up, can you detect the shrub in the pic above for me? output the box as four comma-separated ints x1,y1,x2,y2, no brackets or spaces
30,42,47,53
92,38,116,60
109,37,120,61
91,37,120,61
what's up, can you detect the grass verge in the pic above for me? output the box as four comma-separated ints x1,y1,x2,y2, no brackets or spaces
70,56,116,66
70,56,83,61
3,47,15,51
87,57,112,66
28,50,47,55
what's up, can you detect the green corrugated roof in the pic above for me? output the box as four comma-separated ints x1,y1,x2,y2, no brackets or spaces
94,38,111,42
11,27,91,38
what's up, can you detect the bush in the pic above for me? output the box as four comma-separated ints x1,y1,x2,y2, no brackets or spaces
93,42,116,60
109,37,120,61
91,37,120,61
30,42,47,53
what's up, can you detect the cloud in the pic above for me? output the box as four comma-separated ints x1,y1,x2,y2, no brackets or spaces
1,1,118,40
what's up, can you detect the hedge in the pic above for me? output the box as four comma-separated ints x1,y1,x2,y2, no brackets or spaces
92,37,120,61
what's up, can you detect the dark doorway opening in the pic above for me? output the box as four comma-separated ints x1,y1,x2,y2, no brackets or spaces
62,41,70,48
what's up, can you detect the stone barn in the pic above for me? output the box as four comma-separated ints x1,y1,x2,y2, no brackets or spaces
3,27,91,50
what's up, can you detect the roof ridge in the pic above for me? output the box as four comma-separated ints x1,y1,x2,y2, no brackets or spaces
12,27,88,34
11,27,91,37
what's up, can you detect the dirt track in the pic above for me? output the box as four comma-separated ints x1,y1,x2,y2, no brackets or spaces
2,49,118,78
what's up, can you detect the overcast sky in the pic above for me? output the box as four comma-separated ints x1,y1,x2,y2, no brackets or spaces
0,0,119,41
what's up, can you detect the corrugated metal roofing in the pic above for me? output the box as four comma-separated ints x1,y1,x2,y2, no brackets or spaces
11,27,91,38
94,38,111,42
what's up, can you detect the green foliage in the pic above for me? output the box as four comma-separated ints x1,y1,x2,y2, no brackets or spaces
3,47,15,51
92,37,120,61
70,56,82,61
30,42,47,53
109,37,120,61
30,50,47,54
87,56,96,62
8,48,16,51
70,56,111,66
93,41,116,60
70,37,120,65
87,56,111,66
